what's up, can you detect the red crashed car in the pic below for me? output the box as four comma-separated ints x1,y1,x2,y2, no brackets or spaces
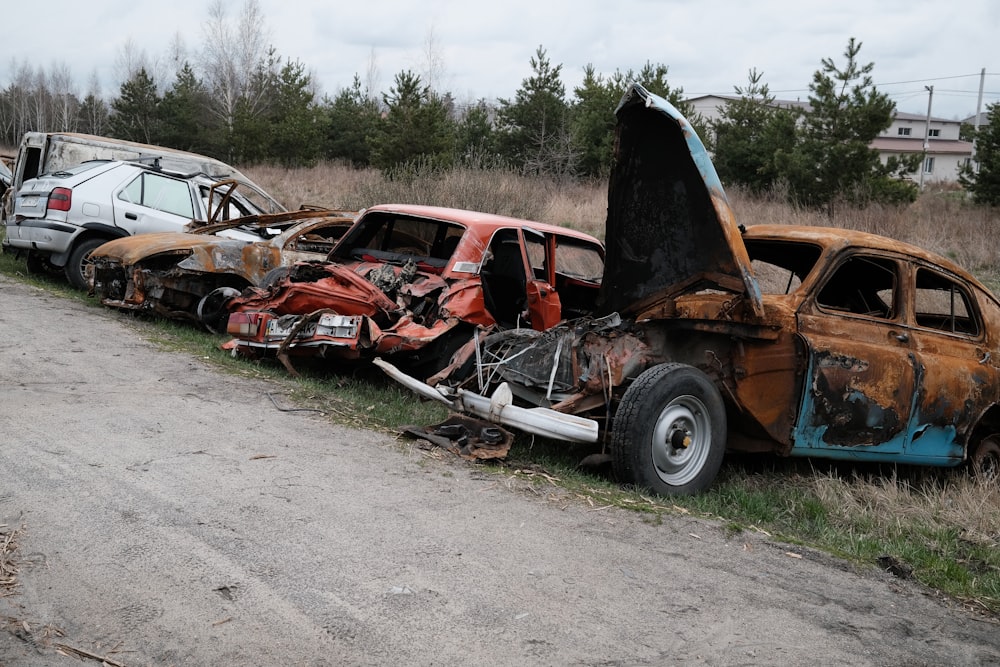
225,204,605,375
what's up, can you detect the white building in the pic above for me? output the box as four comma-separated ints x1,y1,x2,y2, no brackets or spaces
686,95,974,185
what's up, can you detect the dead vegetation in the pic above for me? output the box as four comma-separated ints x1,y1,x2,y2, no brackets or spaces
0,521,21,598
247,163,1000,289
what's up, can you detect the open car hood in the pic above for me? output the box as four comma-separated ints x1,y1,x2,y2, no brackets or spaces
598,84,763,318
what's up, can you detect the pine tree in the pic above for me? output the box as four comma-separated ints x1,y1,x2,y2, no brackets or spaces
711,69,796,194
267,59,323,167
775,38,914,213
369,70,454,170
960,102,1000,206
158,63,214,154
322,75,381,167
496,46,573,176
109,68,161,144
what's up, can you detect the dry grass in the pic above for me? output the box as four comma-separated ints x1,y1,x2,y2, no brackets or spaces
813,472,1000,547
247,163,1000,286
243,162,381,212
0,522,20,597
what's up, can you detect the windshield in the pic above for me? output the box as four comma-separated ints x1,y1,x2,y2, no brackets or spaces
332,212,465,270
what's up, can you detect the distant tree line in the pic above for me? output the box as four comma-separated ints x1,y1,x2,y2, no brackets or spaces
6,5,993,210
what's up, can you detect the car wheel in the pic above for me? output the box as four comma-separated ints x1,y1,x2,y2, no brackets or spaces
971,436,1000,479
65,238,108,290
260,266,291,289
611,363,727,496
198,286,242,334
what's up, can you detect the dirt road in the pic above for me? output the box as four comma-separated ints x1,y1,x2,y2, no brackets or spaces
1,274,998,666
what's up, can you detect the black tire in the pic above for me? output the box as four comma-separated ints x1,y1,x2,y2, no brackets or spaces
259,266,291,289
65,238,107,290
197,286,242,334
971,436,1000,480
610,362,727,496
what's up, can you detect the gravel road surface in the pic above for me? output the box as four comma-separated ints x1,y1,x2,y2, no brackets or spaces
1,274,998,666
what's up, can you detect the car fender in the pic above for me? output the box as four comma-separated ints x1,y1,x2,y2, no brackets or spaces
50,223,128,265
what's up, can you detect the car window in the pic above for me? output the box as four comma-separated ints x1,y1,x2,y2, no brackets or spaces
525,234,546,278
816,255,898,320
119,172,195,218
554,238,603,282
914,268,980,336
523,234,604,284
746,239,822,295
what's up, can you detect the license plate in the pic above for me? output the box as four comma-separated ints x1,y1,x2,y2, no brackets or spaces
20,197,38,208
265,319,315,339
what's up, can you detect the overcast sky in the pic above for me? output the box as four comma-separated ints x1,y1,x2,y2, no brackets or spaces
6,0,998,121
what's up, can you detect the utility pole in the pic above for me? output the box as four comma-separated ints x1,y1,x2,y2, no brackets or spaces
920,85,934,189
972,68,986,166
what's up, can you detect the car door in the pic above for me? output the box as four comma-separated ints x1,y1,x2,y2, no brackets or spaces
522,229,562,330
903,265,991,463
792,252,918,456
114,171,198,234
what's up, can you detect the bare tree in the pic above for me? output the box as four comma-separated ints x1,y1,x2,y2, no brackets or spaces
420,24,447,95
7,60,35,140
199,0,273,134
364,47,381,106
50,62,78,132
167,31,188,70
80,71,109,136
29,66,49,132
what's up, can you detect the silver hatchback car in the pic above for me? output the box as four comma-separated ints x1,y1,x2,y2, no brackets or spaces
4,159,282,289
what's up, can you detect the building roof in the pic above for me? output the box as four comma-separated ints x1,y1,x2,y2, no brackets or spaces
870,137,973,155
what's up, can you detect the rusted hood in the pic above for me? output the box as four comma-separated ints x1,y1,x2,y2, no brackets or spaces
90,233,240,265
599,84,763,318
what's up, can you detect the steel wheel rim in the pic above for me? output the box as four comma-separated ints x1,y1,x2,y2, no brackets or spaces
650,395,712,486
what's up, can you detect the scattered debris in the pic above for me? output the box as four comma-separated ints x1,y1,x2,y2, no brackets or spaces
54,642,128,666
402,414,513,460
877,554,914,579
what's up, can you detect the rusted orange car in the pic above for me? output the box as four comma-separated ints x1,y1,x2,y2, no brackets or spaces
224,204,605,375
89,209,355,331
379,84,1000,495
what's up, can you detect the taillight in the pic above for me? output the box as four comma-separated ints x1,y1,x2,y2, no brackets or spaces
47,187,72,212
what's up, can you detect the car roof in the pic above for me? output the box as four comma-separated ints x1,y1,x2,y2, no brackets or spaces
361,203,604,246
745,224,999,301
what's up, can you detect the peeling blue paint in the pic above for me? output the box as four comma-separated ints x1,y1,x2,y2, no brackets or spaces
792,353,965,465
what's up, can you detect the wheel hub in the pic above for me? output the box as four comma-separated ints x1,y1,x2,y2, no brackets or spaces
669,427,692,450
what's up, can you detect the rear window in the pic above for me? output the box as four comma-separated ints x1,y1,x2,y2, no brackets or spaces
914,268,980,336
43,160,110,178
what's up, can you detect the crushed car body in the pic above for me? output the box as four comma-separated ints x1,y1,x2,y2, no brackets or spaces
224,204,606,375
379,83,1000,495
89,209,355,330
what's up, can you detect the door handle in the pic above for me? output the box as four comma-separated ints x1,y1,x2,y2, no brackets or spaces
125,212,137,220
891,331,909,343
